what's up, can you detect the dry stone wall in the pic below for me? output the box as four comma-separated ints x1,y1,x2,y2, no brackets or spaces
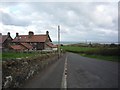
2,53,59,88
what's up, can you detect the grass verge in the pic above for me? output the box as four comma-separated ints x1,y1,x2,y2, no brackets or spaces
2,52,41,60
61,46,119,62
81,54,119,62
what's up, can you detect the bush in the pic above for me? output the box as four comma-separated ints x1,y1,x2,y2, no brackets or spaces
61,46,119,56
85,48,119,56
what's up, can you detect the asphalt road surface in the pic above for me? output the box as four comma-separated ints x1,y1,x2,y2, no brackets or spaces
22,54,66,88
67,53,118,88
22,52,118,88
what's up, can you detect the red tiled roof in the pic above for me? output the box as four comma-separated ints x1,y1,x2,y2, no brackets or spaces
0,35,13,43
46,43,57,48
0,35,8,43
12,35,48,43
10,45,26,50
21,43,33,49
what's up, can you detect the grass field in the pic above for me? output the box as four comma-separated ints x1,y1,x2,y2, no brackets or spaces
0,53,2,61
2,52,41,60
61,46,119,62
61,46,99,53
81,54,119,62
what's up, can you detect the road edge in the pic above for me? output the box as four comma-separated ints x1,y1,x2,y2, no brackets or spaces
61,55,67,89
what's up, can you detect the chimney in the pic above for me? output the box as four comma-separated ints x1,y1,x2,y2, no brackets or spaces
29,31,34,36
7,32,10,36
16,33,19,37
46,31,49,35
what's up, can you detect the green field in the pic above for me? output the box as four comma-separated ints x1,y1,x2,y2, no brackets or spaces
0,52,2,61
2,52,41,60
81,54,119,62
61,46,99,53
61,46,119,62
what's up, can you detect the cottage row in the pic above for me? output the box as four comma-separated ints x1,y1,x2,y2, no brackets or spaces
0,31,57,52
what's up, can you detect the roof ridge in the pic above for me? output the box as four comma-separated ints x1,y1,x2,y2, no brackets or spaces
18,34,46,36
12,34,47,43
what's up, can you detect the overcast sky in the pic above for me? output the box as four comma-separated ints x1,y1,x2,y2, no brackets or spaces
0,1,118,43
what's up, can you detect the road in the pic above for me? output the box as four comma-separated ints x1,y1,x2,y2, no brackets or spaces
67,53,118,88
22,52,118,88
22,54,66,88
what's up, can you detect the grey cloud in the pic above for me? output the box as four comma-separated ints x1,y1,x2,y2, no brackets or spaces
1,2,19,6
1,2,118,42
1,12,31,26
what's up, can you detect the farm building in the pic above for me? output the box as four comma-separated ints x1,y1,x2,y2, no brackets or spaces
12,31,57,51
9,43,33,52
45,42,58,51
0,32,13,51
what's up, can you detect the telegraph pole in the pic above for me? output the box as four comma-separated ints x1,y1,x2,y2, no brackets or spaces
58,25,60,58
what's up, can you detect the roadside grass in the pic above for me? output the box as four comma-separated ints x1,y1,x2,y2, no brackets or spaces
0,52,2,61
61,46,99,53
61,46,119,62
81,54,119,62
2,52,41,60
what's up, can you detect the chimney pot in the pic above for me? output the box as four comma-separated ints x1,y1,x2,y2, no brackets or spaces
29,31,34,36
46,31,49,35
16,33,19,37
7,32,10,36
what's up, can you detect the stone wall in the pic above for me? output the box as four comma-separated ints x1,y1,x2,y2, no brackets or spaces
2,53,60,88
0,61,2,90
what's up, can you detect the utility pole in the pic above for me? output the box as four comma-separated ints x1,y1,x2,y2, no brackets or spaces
58,25,60,58
86,40,87,44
